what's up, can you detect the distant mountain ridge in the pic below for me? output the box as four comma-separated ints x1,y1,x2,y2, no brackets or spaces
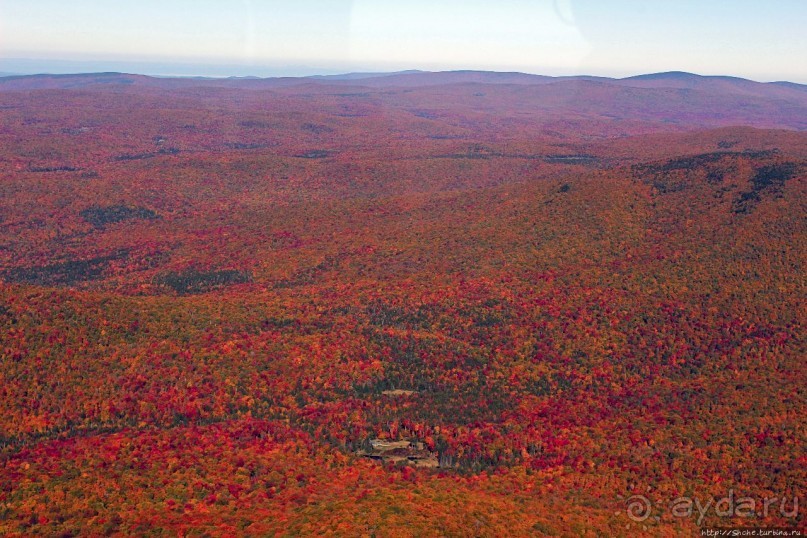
1,69,804,91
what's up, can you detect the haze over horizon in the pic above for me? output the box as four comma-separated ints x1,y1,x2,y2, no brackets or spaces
1,0,806,83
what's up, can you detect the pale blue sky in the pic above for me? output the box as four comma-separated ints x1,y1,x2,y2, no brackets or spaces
1,0,805,81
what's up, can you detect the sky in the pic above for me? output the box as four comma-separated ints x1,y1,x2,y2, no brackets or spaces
1,0,805,82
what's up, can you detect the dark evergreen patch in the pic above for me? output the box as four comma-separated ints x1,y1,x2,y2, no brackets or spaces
301,123,333,134
734,162,800,213
3,250,129,286
154,269,253,295
80,205,158,228
28,166,80,172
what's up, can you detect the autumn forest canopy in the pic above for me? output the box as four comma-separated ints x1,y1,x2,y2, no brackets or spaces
0,70,805,536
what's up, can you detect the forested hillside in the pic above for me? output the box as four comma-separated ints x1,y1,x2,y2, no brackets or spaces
0,72,804,536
